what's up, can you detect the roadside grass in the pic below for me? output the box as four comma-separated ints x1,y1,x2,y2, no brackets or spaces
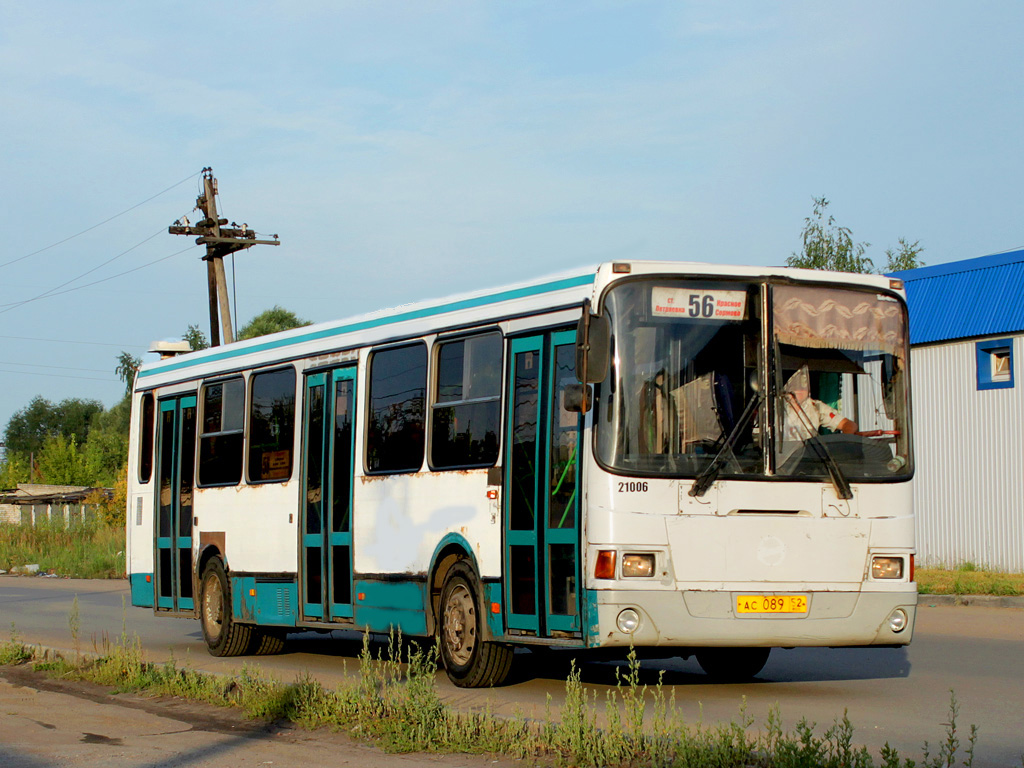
0,519,124,579
0,628,980,768
916,563,1024,596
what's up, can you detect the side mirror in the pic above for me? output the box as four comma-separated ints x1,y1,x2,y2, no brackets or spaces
576,302,610,384
562,383,593,413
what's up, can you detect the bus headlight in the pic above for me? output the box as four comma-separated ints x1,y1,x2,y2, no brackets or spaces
871,556,904,580
616,608,641,634
622,554,655,577
888,608,908,633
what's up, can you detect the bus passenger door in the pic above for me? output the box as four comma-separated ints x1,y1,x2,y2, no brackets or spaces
504,330,582,637
155,395,197,613
300,367,356,623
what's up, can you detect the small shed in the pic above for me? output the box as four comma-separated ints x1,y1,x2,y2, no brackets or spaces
0,484,107,526
892,248,1024,571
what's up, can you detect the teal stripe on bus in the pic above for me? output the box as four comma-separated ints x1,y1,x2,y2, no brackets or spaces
138,272,594,380
353,580,428,635
130,572,153,608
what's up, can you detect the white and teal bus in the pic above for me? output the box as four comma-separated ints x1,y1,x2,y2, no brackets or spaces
126,261,916,687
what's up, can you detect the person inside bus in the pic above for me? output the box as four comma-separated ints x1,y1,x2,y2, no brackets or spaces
781,366,858,442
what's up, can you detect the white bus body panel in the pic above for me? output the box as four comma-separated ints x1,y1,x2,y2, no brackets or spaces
353,470,501,578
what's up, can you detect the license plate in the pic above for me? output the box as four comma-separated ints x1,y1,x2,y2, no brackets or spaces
736,594,808,614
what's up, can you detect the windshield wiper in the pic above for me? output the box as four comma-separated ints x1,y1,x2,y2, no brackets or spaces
689,395,761,498
782,392,853,500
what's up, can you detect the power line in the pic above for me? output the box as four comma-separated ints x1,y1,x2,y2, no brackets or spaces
0,368,115,382
0,228,167,311
0,360,113,373
0,170,203,270
0,244,199,315
0,334,136,348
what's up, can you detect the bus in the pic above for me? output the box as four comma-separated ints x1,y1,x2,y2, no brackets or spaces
126,260,916,687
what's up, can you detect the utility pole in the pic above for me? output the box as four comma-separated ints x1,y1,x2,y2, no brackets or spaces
168,168,280,346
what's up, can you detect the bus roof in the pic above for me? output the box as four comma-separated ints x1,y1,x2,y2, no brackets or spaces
135,260,898,389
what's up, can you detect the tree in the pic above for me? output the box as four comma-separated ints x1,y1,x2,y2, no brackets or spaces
183,324,209,351
237,306,312,340
884,237,926,272
115,351,142,394
81,396,131,487
789,197,925,275
35,434,90,485
4,396,103,456
0,453,29,489
787,196,873,273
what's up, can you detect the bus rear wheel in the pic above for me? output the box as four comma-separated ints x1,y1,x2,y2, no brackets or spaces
695,647,771,681
438,564,514,688
200,558,253,657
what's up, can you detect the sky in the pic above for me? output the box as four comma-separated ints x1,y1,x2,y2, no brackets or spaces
1,1,1023,433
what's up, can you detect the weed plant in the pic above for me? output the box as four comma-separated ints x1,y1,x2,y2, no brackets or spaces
916,566,1024,596
0,519,125,578
0,626,985,768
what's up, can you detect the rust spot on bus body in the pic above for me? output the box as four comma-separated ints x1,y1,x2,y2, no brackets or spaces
358,468,489,484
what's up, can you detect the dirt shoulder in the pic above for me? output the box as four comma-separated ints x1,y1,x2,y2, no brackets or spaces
0,664,518,768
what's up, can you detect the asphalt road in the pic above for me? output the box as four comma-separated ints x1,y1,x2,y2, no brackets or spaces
1,577,1022,767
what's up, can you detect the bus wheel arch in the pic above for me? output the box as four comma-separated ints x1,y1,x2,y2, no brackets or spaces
437,561,514,688
427,541,479,637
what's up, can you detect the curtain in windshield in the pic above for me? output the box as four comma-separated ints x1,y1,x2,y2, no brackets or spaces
771,285,912,480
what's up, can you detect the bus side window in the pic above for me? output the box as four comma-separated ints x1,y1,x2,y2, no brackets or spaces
431,332,501,469
248,368,296,483
367,343,427,473
198,378,245,486
139,393,155,483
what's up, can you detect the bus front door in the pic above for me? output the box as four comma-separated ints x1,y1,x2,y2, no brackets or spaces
155,395,197,613
300,367,356,623
505,330,582,638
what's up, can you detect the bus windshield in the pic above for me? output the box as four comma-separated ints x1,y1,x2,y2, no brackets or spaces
771,284,911,481
596,278,912,481
596,279,764,476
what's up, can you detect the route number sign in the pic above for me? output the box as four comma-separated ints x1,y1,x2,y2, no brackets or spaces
651,287,747,321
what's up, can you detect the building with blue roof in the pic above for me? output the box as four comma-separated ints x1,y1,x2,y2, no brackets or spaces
891,249,1024,572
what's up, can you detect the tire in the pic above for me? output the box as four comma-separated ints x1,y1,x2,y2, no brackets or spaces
438,563,514,688
199,558,253,657
695,647,771,681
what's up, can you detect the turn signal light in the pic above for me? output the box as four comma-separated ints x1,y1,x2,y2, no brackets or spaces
595,550,616,579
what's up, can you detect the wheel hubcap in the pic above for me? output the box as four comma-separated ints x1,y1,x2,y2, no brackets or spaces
443,584,476,666
203,574,224,642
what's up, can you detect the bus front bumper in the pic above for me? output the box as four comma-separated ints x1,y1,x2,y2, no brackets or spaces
589,589,917,648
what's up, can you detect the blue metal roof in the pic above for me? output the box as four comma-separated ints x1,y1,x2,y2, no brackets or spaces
889,248,1024,345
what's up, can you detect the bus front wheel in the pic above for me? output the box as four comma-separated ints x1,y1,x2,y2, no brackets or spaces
200,558,254,657
438,564,514,688
695,647,771,681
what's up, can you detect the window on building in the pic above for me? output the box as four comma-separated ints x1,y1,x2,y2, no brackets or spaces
976,339,1014,391
199,377,245,485
367,343,427,473
431,332,502,469
248,368,296,483
138,393,155,483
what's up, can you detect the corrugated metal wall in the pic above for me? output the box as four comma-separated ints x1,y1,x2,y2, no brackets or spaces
912,336,1024,571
